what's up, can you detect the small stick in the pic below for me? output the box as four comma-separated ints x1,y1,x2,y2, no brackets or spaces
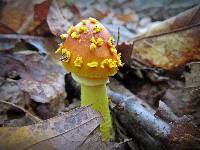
117,27,120,46
0,100,41,123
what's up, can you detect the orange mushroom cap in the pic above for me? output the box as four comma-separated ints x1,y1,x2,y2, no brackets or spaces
56,18,122,79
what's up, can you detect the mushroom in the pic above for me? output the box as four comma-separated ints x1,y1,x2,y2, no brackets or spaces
56,18,122,140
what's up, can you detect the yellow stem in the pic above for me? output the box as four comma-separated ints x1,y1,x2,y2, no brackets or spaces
81,84,112,140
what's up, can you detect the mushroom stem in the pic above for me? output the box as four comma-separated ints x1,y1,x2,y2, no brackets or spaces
72,74,113,140
81,84,112,140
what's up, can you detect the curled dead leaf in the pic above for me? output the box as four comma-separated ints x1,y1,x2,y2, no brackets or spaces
47,0,70,36
119,5,200,71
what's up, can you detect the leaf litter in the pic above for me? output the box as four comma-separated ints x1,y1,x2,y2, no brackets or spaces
0,0,200,150
0,106,103,150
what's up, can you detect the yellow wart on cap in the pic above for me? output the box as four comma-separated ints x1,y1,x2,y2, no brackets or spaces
108,60,117,68
90,37,104,47
67,25,75,35
55,45,63,54
81,20,86,25
96,38,104,46
82,27,89,33
89,17,98,24
100,59,117,68
60,34,68,39
71,32,80,39
87,61,98,67
117,53,122,66
90,37,96,43
100,59,107,68
90,43,97,51
77,26,89,34
108,36,114,47
107,36,117,54
74,57,83,67
110,47,117,54
93,25,103,33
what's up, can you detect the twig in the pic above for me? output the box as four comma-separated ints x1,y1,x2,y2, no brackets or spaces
118,138,132,146
117,27,120,46
109,90,200,149
133,23,200,44
112,101,166,149
108,90,170,140
0,100,41,123
156,101,178,122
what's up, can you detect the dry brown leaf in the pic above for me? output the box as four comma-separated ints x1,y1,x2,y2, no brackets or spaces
183,62,200,124
120,5,200,70
0,34,47,53
185,62,200,89
0,22,16,34
0,106,102,150
116,12,137,23
162,62,200,125
47,0,70,36
0,51,65,119
168,116,200,149
0,0,52,34
77,129,115,150
0,79,34,126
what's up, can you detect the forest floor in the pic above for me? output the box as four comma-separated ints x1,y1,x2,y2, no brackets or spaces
0,0,200,150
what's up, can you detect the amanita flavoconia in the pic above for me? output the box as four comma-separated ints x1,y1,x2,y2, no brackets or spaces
56,17,122,140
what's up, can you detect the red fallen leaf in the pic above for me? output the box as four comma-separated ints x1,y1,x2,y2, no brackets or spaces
0,23,16,34
0,0,51,34
34,0,52,22
118,5,200,71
